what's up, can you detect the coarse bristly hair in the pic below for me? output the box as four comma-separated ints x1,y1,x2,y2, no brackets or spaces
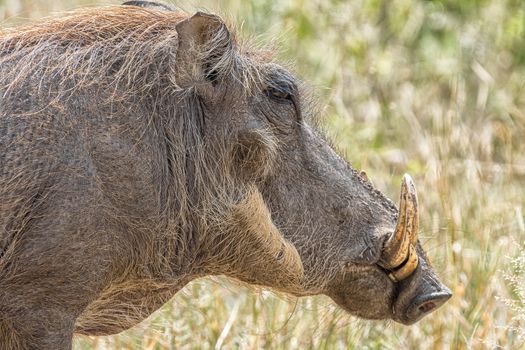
0,4,308,342
0,6,270,99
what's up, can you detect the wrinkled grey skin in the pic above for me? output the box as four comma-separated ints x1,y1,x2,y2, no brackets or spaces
259,95,449,324
0,2,450,349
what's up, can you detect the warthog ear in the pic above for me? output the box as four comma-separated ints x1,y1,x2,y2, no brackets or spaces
174,12,234,89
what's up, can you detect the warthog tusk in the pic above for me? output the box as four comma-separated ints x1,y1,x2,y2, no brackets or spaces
387,243,419,282
379,174,420,282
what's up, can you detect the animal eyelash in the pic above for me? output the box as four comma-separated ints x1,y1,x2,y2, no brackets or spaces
265,86,293,103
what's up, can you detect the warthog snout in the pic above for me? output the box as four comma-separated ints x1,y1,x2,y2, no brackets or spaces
392,262,452,325
384,175,452,324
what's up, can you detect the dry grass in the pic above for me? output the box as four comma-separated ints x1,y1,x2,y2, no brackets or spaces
1,0,525,349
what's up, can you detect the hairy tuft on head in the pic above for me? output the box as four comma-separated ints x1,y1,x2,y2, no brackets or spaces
0,5,271,104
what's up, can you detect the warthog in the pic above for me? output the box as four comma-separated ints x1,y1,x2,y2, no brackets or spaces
0,1,451,349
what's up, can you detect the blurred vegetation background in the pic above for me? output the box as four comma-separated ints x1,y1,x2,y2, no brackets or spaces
1,0,525,349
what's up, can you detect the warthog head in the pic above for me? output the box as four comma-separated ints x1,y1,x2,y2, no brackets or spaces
0,3,451,333
171,10,451,324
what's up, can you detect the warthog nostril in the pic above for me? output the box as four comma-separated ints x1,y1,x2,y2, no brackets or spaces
412,290,452,318
418,301,436,314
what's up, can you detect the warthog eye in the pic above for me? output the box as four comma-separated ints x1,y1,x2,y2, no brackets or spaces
263,70,301,121
265,86,293,103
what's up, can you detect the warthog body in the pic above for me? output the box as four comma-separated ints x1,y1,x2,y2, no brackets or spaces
0,2,451,349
